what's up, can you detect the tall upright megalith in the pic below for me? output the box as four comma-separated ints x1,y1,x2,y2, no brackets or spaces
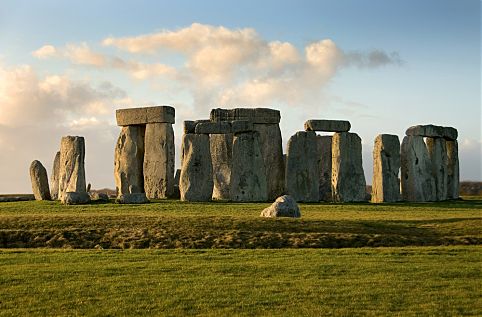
50,151,60,200
115,105,175,201
143,123,175,198
30,160,51,200
400,135,436,202
426,137,448,201
179,134,213,201
371,134,401,203
58,136,87,201
230,131,268,202
317,135,332,202
332,132,366,202
210,133,233,200
285,131,319,202
210,108,284,200
114,126,145,195
446,140,460,199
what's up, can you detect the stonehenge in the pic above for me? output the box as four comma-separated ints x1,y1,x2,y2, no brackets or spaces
27,104,460,206
114,106,175,201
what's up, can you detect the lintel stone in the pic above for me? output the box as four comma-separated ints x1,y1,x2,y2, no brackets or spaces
116,106,175,126
210,108,281,124
304,119,351,132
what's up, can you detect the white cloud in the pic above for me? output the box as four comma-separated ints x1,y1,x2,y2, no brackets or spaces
32,45,57,59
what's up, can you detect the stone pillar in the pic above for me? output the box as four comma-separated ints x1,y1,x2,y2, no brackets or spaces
143,123,175,199
253,123,285,200
30,160,51,200
332,132,366,202
179,134,213,201
210,133,233,200
400,135,436,202
446,140,459,199
210,108,283,201
50,151,60,200
371,134,401,203
230,131,268,202
114,126,145,196
58,136,87,201
285,131,319,202
317,135,332,202
426,137,448,201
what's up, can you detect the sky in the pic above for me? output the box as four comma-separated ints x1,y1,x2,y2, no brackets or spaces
0,0,480,193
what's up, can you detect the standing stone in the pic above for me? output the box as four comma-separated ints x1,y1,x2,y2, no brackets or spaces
58,136,86,201
172,169,181,199
114,126,145,196
286,131,319,202
230,131,268,202
29,160,51,200
210,133,233,200
332,132,367,202
426,137,448,201
371,134,401,203
180,134,213,201
253,124,285,200
317,135,332,202
400,136,436,202
143,123,175,199
446,140,460,199
50,151,60,200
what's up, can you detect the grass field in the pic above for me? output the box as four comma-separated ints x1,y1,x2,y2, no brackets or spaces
0,198,481,315
1,247,481,316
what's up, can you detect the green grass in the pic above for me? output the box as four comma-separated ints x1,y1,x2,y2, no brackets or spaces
0,247,480,316
0,199,481,248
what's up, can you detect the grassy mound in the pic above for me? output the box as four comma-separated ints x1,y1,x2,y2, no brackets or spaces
1,198,480,249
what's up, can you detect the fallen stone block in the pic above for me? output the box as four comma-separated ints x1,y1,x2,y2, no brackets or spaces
260,195,300,218
61,192,91,205
116,193,149,204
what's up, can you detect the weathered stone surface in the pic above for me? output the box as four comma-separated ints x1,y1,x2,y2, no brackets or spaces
231,120,254,134
371,134,401,203
116,193,149,204
443,127,458,141
210,133,233,200
285,131,319,202
89,192,110,202
400,136,436,202
230,131,268,201
332,132,367,202
30,160,51,200
61,192,90,205
406,125,458,140
58,136,86,201
116,106,175,126
254,123,285,200
260,195,301,218
304,119,351,132
210,108,280,124
114,126,145,196
195,121,232,134
446,140,460,199
180,134,213,201
143,123,175,199
171,169,181,199
184,121,196,134
50,151,60,200
317,135,332,202
426,137,448,201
